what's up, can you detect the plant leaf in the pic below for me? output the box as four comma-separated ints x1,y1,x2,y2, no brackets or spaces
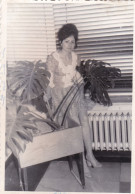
6,102,38,157
7,60,50,102
77,59,121,106
16,130,33,142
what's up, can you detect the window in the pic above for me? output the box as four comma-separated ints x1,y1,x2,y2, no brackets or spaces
53,3,133,92
7,3,56,67
6,3,133,101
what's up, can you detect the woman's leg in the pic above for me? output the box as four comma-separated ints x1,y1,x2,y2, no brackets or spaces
82,152,92,178
78,105,102,168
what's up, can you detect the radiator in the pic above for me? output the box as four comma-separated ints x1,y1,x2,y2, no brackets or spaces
88,103,132,151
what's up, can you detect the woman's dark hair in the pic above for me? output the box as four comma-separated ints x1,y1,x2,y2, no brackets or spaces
58,23,78,47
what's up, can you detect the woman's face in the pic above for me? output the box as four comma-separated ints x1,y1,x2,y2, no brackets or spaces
61,35,75,52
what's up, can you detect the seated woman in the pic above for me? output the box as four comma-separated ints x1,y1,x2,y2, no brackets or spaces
45,23,102,178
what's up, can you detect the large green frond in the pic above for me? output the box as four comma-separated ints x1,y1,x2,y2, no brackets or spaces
77,59,121,106
7,60,50,102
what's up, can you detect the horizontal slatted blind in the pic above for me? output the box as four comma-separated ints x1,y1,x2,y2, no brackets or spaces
7,3,56,67
53,3,133,76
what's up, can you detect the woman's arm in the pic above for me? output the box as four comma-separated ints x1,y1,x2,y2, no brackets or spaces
77,54,81,66
75,54,83,83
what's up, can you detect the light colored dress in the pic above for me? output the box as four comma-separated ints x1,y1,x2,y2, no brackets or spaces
46,50,81,88
46,50,91,127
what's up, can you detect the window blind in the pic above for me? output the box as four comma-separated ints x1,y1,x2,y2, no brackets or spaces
7,3,56,67
53,3,133,77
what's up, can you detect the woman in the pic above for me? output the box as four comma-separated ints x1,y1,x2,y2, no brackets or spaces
45,23,102,177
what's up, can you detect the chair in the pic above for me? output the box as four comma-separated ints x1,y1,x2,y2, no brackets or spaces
16,122,85,191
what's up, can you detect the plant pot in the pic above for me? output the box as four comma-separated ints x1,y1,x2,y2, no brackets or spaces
19,125,84,168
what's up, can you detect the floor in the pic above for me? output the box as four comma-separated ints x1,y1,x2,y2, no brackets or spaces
36,160,131,193
5,152,131,192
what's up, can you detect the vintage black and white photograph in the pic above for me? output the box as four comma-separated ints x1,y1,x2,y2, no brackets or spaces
5,1,133,193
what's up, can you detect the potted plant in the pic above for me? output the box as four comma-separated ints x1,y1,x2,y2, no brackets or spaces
6,58,121,157
6,60,53,158
6,58,121,190
6,59,86,190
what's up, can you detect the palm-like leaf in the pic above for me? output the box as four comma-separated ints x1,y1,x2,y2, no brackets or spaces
7,60,50,102
6,101,61,158
23,104,61,130
76,59,121,106
6,102,35,158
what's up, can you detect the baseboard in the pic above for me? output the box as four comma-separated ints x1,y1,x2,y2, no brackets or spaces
93,150,131,163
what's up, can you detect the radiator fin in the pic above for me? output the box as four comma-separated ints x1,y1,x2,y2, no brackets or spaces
88,111,132,151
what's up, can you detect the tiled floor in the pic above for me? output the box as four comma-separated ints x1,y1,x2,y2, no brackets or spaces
36,161,131,193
